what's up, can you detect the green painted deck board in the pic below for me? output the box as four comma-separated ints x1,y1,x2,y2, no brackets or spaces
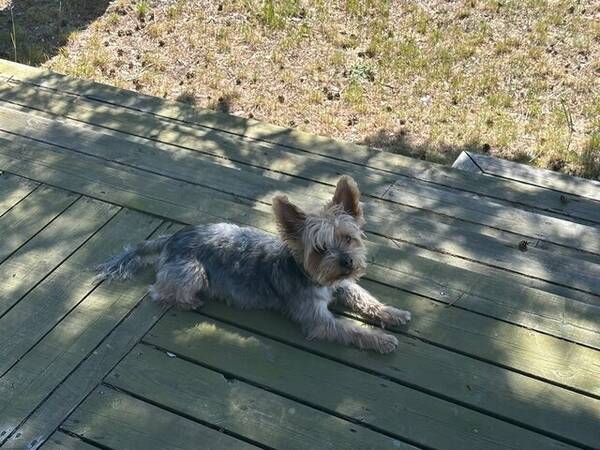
4,225,183,450
0,105,598,306
1,60,599,226
0,59,597,450
372,234,599,306
0,218,168,445
2,100,599,266
0,133,269,230
1,129,598,329
0,135,597,395
0,131,596,348
0,197,118,317
0,209,162,375
0,185,77,263
1,130,598,352
42,432,100,450
172,305,600,448
1,90,599,261
108,344,415,450
366,242,600,350
144,313,574,450
0,172,38,217
62,387,259,450
465,151,600,202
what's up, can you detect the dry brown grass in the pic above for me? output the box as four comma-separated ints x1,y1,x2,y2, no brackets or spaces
3,0,599,179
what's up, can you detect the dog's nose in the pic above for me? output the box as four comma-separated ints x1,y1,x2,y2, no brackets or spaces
341,254,354,270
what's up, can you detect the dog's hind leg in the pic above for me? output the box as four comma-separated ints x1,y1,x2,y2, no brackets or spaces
150,258,209,311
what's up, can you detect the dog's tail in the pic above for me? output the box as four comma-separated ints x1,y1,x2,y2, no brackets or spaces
94,235,170,283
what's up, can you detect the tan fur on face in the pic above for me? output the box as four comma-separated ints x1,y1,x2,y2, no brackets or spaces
272,177,367,286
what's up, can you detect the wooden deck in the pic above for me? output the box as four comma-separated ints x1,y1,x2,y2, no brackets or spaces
0,59,598,450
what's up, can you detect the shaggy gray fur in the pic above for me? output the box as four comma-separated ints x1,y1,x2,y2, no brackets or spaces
95,176,411,353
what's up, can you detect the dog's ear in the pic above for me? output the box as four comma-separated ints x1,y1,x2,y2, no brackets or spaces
331,176,364,225
272,195,306,241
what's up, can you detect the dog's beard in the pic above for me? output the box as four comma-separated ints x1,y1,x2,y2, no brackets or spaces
309,253,366,286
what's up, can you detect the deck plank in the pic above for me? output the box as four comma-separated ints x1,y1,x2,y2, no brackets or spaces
2,126,598,330
179,305,600,448
0,172,38,217
0,197,118,317
0,209,162,375
366,242,600,349
376,179,600,259
42,432,100,450
62,387,259,450
2,101,599,266
0,137,598,379
374,236,599,305
1,108,598,304
362,279,598,396
1,128,598,306
108,344,415,450
466,151,600,202
1,64,599,226
4,226,183,450
1,90,599,260
0,219,168,446
144,313,577,450
0,133,269,229
0,59,597,450
0,185,77,263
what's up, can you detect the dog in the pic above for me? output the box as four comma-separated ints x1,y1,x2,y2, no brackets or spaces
95,176,411,353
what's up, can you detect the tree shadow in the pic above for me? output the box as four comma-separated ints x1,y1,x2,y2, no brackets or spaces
0,70,599,449
0,0,110,65
360,128,485,166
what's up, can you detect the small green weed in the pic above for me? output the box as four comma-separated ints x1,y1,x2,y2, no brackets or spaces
136,1,150,19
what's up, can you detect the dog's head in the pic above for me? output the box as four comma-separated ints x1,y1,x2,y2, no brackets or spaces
272,176,367,286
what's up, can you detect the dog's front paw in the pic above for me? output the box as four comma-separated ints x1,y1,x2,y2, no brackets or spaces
374,333,399,354
379,306,411,326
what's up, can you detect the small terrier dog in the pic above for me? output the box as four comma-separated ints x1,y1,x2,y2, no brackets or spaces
96,176,410,353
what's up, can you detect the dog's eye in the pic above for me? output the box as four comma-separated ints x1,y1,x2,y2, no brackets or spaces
344,236,352,244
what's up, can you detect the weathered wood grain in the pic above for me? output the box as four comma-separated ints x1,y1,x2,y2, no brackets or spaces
144,313,576,450
5,222,183,450
1,106,598,303
467,151,600,202
365,241,600,350
1,90,598,259
0,185,77,263
0,209,162,374
1,62,598,226
167,306,600,448
0,172,38,217
0,219,169,445
0,132,271,230
62,387,259,450
0,196,118,317
1,129,598,333
108,344,416,450
42,432,100,450
0,135,597,393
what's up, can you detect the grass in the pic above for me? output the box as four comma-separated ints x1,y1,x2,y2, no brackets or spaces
1,0,598,179
135,1,149,19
